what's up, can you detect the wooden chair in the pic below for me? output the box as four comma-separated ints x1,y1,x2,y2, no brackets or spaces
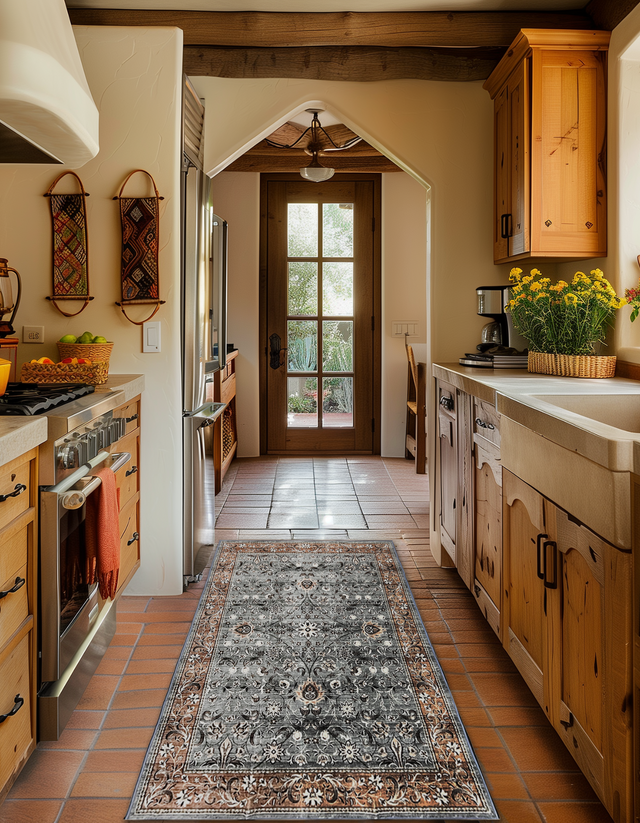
405,344,426,473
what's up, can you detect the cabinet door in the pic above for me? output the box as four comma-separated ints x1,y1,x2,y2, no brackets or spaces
473,442,502,638
531,48,607,257
502,469,549,713
493,83,510,263
439,407,457,561
508,58,530,257
548,505,632,818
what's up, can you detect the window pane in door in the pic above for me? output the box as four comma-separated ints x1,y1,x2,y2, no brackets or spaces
322,377,353,428
322,262,353,316
288,262,317,315
322,321,353,372
288,377,318,428
288,320,317,372
323,203,354,257
288,203,318,257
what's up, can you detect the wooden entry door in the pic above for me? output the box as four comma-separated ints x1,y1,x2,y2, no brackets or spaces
262,175,380,454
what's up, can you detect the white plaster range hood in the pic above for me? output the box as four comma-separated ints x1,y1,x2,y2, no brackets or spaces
0,0,99,164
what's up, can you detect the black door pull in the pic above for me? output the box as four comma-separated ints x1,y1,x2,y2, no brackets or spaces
0,694,24,723
0,577,25,600
0,483,26,504
269,334,287,369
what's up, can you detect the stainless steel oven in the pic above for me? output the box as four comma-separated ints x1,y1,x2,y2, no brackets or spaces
38,391,132,740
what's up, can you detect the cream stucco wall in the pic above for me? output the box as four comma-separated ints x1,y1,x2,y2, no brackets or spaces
210,170,427,460
0,26,184,595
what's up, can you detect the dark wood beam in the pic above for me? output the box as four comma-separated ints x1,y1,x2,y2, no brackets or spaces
585,0,640,30
67,9,596,48
184,45,503,82
225,154,401,173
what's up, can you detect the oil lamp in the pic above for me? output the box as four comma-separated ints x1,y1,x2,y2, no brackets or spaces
0,258,22,338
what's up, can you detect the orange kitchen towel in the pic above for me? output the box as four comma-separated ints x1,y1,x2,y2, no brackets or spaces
85,467,121,600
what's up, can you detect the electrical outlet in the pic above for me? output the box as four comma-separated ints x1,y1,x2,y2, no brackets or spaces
23,325,44,343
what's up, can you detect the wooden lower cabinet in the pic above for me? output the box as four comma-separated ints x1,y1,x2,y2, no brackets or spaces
503,469,632,822
472,440,502,639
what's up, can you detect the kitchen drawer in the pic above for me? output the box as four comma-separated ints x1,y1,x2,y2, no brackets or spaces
0,459,30,533
473,398,500,447
0,563,28,650
0,519,28,591
118,499,140,593
0,633,32,793
112,432,139,511
114,398,140,436
220,373,236,406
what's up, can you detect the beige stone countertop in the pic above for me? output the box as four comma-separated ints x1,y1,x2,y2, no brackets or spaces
0,416,48,468
433,363,640,473
94,374,145,403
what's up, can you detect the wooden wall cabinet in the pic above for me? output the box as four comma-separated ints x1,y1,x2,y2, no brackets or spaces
484,29,610,264
503,469,632,821
0,448,38,803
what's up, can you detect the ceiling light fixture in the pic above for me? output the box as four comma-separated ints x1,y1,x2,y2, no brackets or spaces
266,109,361,183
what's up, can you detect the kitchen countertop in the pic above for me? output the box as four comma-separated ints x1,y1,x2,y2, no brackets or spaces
434,363,640,473
0,374,144,469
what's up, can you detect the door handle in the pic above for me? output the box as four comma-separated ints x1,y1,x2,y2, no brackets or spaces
543,540,558,589
500,213,512,239
536,533,548,580
269,333,287,369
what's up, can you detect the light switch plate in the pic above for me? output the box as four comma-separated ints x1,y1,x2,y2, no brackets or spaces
392,321,419,338
143,320,161,352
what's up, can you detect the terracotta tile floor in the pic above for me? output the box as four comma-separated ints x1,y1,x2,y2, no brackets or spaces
2,457,613,822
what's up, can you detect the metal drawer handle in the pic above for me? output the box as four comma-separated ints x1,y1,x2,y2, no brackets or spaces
0,694,24,723
125,466,138,477
0,576,25,600
127,531,140,546
475,418,495,431
439,395,454,411
126,413,139,423
536,533,548,580
0,483,26,504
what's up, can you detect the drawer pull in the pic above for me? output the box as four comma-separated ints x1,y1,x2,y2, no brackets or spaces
0,483,27,503
126,413,139,423
0,576,25,600
127,531,140,546
125,466,138,478
439,395,454,412
475,418,495,431
0,694,24,723
543,540,558,589
536,533,548,580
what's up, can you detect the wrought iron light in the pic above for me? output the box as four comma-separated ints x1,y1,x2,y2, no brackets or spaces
266,109,361,183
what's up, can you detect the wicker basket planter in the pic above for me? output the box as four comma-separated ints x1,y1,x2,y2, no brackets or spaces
21,361,109,386
528,352,616,379
57,341,113,366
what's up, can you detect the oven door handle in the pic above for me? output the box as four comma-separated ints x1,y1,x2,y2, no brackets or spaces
60,452,131,510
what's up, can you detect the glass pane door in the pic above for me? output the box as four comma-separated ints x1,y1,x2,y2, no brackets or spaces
287,202,354,430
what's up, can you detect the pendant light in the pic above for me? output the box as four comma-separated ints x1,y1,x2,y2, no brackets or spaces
0,258,22,338
265,109,361,182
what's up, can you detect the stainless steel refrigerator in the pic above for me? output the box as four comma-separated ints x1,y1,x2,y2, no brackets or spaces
181,162,227,583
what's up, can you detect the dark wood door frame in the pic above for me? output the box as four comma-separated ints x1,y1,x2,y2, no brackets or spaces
259,172,382,455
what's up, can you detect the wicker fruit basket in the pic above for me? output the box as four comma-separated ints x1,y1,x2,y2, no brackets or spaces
528,352,616,379
21,361,109,386
57,341,113,365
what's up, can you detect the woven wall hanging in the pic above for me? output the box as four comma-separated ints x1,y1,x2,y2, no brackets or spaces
44,171,94,317
114,169,166,325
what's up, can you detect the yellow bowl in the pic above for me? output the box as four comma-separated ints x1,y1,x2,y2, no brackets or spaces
0,358,10,396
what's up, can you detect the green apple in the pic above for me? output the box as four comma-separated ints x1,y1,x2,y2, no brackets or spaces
78,332,93,343
59,334,77,343
92,336,108,344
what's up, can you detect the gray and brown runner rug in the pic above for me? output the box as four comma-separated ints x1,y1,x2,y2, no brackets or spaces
127,541,497,820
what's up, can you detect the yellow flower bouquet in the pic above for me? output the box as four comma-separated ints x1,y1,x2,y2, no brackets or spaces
506,267,625,356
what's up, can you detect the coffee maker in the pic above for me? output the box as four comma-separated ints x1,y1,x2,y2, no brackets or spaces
476,285,528,351
459,285,528,368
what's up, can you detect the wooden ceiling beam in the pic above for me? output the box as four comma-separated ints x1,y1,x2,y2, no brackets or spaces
184,45,504,82
67,9,596,48
225,154,401,173
585,0,640,31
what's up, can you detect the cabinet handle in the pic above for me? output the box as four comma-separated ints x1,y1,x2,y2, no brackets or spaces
125,466,138,477
0,576,25,600
125,413,139,423
475,417,495,431
439,395,454,412
0,694,24,723
560,711,574,730
127,531,140,546
543,540,558,589
0,483,26,504
536,533,548,580
500,213,512,239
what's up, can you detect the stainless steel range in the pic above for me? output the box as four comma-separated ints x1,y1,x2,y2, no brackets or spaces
33,386,133,740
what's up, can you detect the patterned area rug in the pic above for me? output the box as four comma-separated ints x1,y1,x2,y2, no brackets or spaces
127,541,497,820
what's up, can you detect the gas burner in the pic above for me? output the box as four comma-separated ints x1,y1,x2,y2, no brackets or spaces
0,382,95,416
